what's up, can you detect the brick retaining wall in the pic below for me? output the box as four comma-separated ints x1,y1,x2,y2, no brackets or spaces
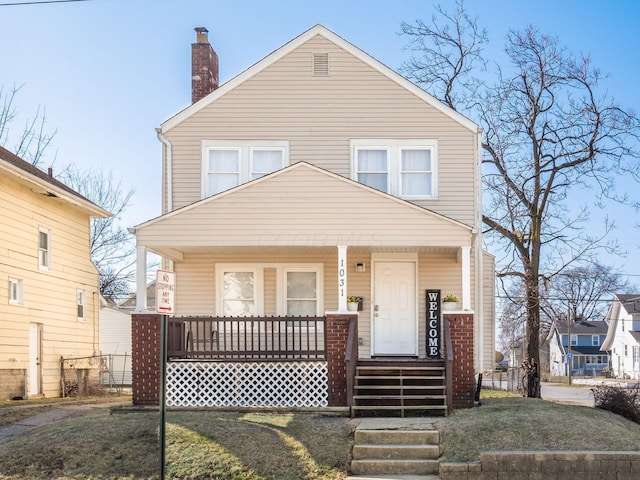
441,451,640,480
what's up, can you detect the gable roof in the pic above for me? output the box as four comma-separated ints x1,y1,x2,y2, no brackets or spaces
554,320,609,335
0,145,110,217
134,161,473,256
601,294,640,350
161,24,479,134
617,294,640,314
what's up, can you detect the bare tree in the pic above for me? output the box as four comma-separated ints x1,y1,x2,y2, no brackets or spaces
402,1,640,397
60,166,136,302
1,83,136,301
499,262,631,352
0,83,56,167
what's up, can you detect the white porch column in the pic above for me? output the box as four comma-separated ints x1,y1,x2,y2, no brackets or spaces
135,246,148,312
461,246,471,311
337,245,348,312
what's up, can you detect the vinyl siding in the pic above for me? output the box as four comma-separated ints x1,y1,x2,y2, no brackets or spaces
137,165,472,249
164,34,478,227
482,251,496,371
0,173,100,398
171,250,472,360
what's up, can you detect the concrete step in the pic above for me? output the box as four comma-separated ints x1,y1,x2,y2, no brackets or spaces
347,475,441,480
355,429,439,445
350,459,440,476
353,444,440,460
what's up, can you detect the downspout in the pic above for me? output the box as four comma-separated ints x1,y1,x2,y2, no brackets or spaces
475,127,485,371
156,128,172,214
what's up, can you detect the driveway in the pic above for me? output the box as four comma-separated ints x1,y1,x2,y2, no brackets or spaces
541,383,594,407
482,375,595,407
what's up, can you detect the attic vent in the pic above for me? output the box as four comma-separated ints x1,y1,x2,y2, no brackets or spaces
313,53,329,76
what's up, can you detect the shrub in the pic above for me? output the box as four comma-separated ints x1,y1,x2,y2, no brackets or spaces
591,384,640,424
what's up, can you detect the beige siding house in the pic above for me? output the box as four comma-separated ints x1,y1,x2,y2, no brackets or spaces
132,25,495,411
0,146,110,400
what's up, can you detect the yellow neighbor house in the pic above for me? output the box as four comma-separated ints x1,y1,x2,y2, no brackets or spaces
0,146,110,399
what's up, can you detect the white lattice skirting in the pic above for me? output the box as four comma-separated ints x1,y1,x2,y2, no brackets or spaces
166,361,328,408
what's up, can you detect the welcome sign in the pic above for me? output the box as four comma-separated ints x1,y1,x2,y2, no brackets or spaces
426,290,441,358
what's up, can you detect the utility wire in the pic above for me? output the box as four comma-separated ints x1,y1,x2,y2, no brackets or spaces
0,0,92,6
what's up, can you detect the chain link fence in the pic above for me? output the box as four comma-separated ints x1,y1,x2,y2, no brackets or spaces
60,354,131,397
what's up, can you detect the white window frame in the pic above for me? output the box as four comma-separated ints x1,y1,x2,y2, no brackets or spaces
570,334,578,346
277,264,324,317
202,140,289,197
592,335,600,346
77,289,86,321
9,278,23,305
38,227,51,270
351,139,438,199
216,266,264,317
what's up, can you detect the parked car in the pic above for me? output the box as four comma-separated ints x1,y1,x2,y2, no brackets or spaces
495,359,509,372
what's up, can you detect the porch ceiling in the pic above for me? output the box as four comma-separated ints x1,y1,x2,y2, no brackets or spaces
146,244,462,259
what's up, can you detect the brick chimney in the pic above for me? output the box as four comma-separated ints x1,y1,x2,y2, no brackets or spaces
191,27,219,104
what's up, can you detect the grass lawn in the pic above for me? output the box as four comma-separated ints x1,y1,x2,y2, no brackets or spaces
3,392,640,478
438,390,640,462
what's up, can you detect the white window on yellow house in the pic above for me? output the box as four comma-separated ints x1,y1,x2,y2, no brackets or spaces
77,289,85,321
351,139,438,199
202,140,289,197
9,278,23,305
38,228,51,270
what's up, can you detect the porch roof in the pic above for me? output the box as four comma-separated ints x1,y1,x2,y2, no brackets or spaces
133,162,473,260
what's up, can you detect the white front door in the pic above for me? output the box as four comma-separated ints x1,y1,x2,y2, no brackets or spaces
372,261,417,356
29,323,42,396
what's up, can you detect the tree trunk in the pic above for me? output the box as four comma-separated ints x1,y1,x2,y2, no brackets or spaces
524,266,541,398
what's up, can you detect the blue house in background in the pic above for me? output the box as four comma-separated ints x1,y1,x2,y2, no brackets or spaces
547,320,610,377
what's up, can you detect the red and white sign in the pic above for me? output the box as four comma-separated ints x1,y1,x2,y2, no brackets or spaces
155,270,176,315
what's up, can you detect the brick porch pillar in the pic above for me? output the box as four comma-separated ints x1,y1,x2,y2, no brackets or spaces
325,313,358,407
446,313,475,409
131,313,162,406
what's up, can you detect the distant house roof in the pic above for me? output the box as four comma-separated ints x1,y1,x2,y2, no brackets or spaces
0,145,110,217
554,320,609,335
570,346,608,355
119,281,156,310
617,294,640,315
629,331,640,344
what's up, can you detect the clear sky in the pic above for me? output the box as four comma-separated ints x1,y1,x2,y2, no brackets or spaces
1,0,638,286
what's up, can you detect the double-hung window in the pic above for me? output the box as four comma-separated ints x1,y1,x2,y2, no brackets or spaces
38,228,51,270
217,268,263,316
203,140,288,197
77,289,85,321
283,267,321,317
570,334,578,346
9,278,23,305
592,335,600,346
352,140,437,199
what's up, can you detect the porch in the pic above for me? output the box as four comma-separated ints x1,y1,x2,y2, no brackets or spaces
131,312,476,415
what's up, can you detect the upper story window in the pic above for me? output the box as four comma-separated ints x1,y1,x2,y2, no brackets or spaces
570,334,577,346
592,335,600,346
9,278,23,305
202,140,289,197
77,289,86,321
38,228,51,270
351,139,438,199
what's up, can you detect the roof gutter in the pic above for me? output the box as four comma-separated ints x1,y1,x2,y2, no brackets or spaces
156,128,172,213
0,162,111,218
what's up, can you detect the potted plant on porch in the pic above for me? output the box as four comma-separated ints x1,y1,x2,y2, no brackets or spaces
443,294,459,311
347,296,361,311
